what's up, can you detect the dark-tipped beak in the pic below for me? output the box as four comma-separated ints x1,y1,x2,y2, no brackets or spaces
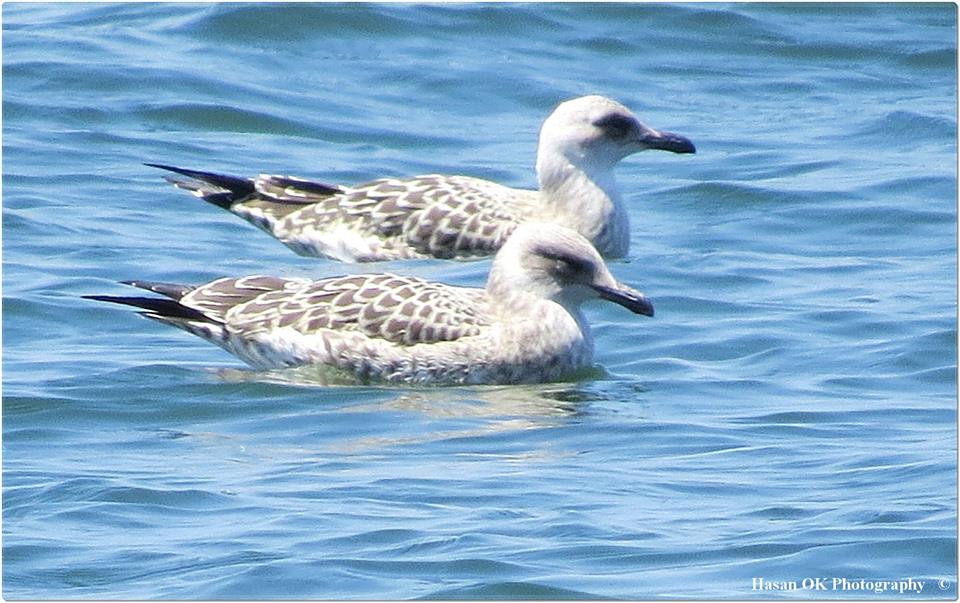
591,284,655,317
639,129,696,154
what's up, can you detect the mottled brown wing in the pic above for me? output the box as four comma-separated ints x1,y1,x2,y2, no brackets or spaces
275,175,535,257
179,275,306,322
224,273,491,345
395,176,531,258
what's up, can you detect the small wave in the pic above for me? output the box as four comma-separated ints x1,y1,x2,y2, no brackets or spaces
176,4,427,42
733,407,955,426
745,506,822,520
422,580,608,600
136,102,463,150
676,181,819,207
570,35,639,55
671,5,777,36
851,110,956,145
900,47,957,70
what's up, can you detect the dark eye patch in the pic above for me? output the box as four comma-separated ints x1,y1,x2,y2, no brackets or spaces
537,247,595,279
593,113,636,139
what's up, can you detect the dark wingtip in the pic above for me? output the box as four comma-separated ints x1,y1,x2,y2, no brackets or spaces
82,294,122,303
144,162,177,171
144,163,256,200
83,293,211,322
259,174,345,198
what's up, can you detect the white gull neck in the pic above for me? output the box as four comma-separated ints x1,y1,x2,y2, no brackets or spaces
535,146,630,259
483,271,595,373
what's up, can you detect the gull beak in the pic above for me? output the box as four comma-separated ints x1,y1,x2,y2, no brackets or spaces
591,283,655,317
637,127,696,154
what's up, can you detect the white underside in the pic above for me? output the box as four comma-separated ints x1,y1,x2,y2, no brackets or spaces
214,300,593,385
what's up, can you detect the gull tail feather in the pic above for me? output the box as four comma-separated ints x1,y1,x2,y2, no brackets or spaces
84,291,228,344
83,294,211,322
145,163,255,210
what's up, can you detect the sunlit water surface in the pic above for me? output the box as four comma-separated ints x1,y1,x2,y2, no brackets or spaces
3,3,956,599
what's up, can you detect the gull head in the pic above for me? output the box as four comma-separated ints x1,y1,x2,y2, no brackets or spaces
488,222,654,317
538,95,696,171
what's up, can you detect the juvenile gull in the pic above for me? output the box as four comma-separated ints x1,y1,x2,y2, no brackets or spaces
147,95,694,262
85,224,654,385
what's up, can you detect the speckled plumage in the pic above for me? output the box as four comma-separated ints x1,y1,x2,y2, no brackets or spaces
85,223,655,385
149,95,694,262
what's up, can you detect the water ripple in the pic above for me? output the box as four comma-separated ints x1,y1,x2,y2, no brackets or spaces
4,2,955,600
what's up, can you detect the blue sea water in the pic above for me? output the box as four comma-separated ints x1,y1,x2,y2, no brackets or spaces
2,2,957,599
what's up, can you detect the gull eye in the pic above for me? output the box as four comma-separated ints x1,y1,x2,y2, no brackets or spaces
540,250,594,280
593,113,635,139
